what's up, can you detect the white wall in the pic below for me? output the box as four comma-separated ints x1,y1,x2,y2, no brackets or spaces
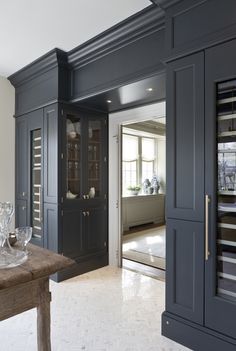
108,101,166,266
0,76,15,207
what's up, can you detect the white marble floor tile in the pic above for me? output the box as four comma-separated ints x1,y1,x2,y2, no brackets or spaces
0,266,191,351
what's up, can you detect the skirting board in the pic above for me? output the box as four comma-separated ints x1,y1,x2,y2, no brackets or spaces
162,312,236,351
51,254,108,282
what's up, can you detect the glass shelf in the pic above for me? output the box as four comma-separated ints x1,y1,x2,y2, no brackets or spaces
31,129,42,239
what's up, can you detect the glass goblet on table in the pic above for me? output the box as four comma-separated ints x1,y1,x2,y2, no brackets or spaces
15,227,32,254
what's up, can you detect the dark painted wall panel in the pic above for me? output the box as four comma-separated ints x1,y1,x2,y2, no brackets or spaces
71,29,165,101
166,0,236,59
166,219,204,324
166,52,204,221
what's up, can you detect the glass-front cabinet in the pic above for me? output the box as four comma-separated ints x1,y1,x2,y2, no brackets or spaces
66,115,81,199
206,75,236,338
217,80,236,301
64,112,105,201
87,120,102,199
62,108,108,262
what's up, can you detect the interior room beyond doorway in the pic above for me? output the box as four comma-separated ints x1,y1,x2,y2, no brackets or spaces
121,116,166,276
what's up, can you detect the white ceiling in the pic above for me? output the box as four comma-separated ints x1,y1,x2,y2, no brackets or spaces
0,0,151,77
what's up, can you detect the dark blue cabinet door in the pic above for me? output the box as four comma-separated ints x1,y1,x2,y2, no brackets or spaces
85,205,107,255
166,52,204,222
15,200,27,228
62,208,85,258
15,116,28,200
205,39,236,339
43,104,59,204
166,219,204,324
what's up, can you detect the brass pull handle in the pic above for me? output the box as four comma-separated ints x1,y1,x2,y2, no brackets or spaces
205,195,210,261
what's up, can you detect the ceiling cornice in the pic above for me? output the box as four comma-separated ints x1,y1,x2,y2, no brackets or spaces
67,4,165,69
150,0,183,9
8,49,67,87
8,4,166,87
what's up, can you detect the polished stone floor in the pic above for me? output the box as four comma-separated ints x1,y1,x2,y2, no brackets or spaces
0,266,190,351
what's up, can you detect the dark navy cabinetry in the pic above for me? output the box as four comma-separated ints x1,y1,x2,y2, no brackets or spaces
163,38,236,351
15,103,108,281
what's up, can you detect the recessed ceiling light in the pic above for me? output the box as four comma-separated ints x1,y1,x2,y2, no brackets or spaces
107,100,112,104
146,88,153,92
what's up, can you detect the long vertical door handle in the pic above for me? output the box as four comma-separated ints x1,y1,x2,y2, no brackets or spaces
205,194,210,261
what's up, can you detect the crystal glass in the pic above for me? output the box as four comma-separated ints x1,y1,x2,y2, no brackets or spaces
0,202,14,249
0,202,28,269
15,227,32,253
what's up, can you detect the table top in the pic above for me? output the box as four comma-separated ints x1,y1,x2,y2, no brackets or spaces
0,244,74,290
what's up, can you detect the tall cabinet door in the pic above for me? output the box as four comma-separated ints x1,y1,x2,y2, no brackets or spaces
15,115,28,201
205,39,236,338
166,52,205,324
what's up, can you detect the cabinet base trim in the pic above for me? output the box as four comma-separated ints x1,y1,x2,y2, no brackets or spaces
51,253,108,282
162,312,236,351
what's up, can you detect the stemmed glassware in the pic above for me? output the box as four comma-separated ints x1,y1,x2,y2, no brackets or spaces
15,227,32,254
0,202,29,268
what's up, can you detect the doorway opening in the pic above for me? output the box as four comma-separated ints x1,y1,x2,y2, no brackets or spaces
120,115,166,278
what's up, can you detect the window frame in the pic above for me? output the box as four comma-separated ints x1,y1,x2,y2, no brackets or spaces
122,132,157,195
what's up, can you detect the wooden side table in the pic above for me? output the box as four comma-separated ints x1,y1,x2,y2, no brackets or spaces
0,244,74,351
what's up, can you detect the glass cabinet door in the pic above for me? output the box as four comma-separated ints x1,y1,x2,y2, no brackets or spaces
217,80,236,301
87,120,102,199
66,115,81,199
31,129,43,239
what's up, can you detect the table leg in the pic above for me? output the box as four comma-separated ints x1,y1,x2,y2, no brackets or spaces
37,278,51,351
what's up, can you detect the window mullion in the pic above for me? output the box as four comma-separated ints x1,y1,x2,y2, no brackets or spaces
139,136,142,185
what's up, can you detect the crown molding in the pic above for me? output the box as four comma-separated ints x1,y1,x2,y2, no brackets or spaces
8,49,68,87
150,0,183,9
67,5,165,69
8,5,165,87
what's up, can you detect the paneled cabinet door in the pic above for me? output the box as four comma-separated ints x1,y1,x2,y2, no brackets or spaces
15,200,27,228
166,219,204,324
85,205,107,255
15,116,28,200
62,208,85,259
166,52,204,222
205,39,236,339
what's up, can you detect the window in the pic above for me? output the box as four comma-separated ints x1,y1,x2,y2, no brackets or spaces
122,133,156,195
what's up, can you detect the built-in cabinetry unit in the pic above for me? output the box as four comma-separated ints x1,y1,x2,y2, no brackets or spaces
162,1,236,349
10,0,236,348
15,102,108,281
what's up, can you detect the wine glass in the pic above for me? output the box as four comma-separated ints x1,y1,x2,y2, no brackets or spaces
15,227,32,254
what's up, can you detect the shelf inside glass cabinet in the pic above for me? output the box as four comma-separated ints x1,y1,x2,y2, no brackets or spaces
217,80,236,301
66,116,81,199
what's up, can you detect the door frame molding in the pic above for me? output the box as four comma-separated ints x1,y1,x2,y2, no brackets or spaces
108,101,166,266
